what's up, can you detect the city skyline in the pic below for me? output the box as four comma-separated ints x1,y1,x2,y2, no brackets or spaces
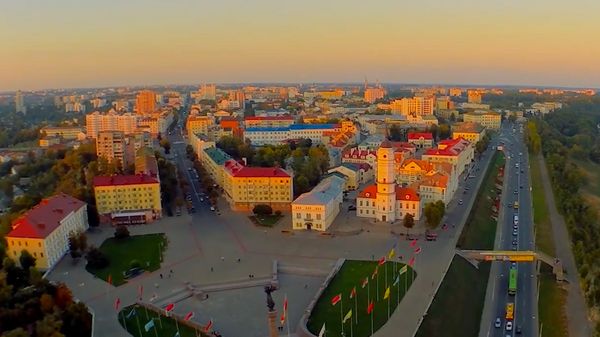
2,0,600,91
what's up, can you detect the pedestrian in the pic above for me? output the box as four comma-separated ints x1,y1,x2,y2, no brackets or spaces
170,269,173,274
221,256,225,261
304,284,308,289
237,258,241,263
160,273,163,279
211,267,214,272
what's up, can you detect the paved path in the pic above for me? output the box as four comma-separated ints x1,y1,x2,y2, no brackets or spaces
538,154,591,337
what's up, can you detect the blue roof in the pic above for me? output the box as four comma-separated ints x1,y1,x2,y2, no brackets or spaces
289,124,337,130
245,127,290,132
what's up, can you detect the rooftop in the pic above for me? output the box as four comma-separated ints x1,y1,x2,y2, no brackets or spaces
93,174,159,187
245,115,294,121
7,193,86,239
293,175,346,205
407,132,433,140
452,122,485,133
204,146,233,165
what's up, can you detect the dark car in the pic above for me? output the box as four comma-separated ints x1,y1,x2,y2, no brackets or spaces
123,267,145,279
348,205,357,211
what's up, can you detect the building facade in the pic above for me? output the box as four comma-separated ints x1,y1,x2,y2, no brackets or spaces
407,132,434,149
291,175,345,231
452,122,486,143
136,90,157,114
463,111,501,130
421,138,474,176
86,111,140,138
5,193,88,270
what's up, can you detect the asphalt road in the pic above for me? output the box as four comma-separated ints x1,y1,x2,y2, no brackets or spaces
486,122,538,337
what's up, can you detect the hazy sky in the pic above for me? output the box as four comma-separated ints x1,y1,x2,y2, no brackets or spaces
1,0,599,91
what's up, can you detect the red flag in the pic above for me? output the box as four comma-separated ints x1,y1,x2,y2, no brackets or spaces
361,277,369,288
283,295,288,312
331,294,342,306
138,285,143,300
204,319,213,332
114,298,121,311
408,256,415,267
367,301,374,314
280,313,286,325
414,247,422,254
184,311,194,321
371,266,378,279
107,274,112,285
410,239,417,247
378,256,386,265
350,287,356,299
165,303,174,312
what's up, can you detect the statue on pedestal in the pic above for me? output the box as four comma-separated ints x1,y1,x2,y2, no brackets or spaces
264,285,276,311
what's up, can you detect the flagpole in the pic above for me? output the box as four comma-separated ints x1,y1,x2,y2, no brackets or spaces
135,309,143,337
153,319,159,337
354,292,358,325
175,316,181,336
385,262,388,290
350,314,353,337
387,295,390,319
370,308,374,337
286,303,291,337
376,270,380,300
158,310,163,329
405,265,408,296
340,297,344,336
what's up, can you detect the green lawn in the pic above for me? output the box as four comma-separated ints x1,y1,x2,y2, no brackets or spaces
416,256,490,337
249,214,282,227
307,260,415,337
538,265,568,337
530,156,555,255
458,150,505,250
119,304,209,337
86,234,167,286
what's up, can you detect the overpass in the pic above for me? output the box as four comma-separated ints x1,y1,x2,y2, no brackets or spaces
457,249,564,281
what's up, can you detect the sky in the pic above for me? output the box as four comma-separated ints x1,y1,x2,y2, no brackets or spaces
1,0,599,91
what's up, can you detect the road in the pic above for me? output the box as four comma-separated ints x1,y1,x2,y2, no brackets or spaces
483,122,538,337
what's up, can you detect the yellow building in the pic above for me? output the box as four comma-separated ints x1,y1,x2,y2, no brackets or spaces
223,160,293,211
93,174,162,224
422,138,474,176
201,147,232,187
39,136,62,148
136,90,157,115
467,90,483,104
5,193,88,270
463,111,501,130
186,114,214,138
364,87,386,103
452,122,486,143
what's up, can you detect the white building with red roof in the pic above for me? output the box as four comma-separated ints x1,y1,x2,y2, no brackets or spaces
407,132,434,149
355,142,421,222
5,193,88,270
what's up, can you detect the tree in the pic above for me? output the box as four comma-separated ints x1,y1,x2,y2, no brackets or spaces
252,204,273,216
438,124,451,139
19,250,36,271
424,201,445,228
403,214,415,235
2,328,29,337
388,125,403,141
34,314,63,337
40,293,55,313
114,225,130,240
61,302,92,337
85,247,109,269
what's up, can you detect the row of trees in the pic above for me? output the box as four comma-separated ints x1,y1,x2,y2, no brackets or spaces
532,108,600,334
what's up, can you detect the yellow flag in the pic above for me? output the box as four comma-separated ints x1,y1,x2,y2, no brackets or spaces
388,247,395,259
399,265,408,275
383,287,390,300
343,309,352,323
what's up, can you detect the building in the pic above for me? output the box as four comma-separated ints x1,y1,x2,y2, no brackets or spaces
355,142,421,222
41,126,85,140
422,138,474,176
327,163,373,191
291,175,345,231
201,146,233,186
220,117,243,138
86,111,140,138
134,148,159,178
244,124,340,146
364,87,386,103
407,132,434,149
222,159,293,211
436,96,455,111
199,84,217,100
449,88,463,97
467,90,483,104
418,172,453,205
136,90,157,114
137,111,173,136
390,96,435,118
5,193,88,270
96,131,152,168
244,115,294,128
15,90,26,114
186,114,214,138
463,111,501,130
452,122,486,143
65,102,86,113
93,174,162,224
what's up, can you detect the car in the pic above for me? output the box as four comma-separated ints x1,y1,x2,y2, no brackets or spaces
511,262,517,268
210,206,215,211
521,170,524,174
123,267,145,279
200,198,204,202
458,199,464,205
516,326,522,334
506,321,513,331
348,205,357,211
513,190,518,195
495,318,502,328
512,229,518,236
520,185,523,189
513,224,518,229
188,167,192,171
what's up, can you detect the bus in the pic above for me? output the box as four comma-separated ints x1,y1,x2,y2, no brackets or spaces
508,268,517,295
505,302,514,320
513,201,519,209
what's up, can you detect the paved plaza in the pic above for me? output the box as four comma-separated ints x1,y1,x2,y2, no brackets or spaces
47,143,495,337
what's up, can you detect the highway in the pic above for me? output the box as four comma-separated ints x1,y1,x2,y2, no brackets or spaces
485,122,538,337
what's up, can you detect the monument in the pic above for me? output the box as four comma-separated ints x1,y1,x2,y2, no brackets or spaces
265,285,279,337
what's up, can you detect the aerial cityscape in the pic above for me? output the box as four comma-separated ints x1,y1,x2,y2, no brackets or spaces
1,1,600,337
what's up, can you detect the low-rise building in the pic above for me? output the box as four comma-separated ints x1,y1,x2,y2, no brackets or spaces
463,111,501,130
452,122,486,143
186,114,214,138
328,163,373,190
291,175,345,231
407,132,434,149
40,126,85,140
422,138,474,176
93,174,162,224
201,147,233,186
5,193,88,270
244,115,294,128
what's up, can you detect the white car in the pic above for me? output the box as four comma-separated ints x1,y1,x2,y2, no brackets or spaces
210,206,215,211
506,321,513,331
495,318,502,328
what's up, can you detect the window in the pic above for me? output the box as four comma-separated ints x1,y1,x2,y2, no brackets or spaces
316,214,321,220
296,213,301,219
359,200,362,206
40,253,44,257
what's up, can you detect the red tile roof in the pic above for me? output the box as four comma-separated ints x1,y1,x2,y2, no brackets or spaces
223,160,290,178
93,174,159,187
7,193,86,239
357,184,377,198
407,132,433,140
423,137,470,156
395,187,420,201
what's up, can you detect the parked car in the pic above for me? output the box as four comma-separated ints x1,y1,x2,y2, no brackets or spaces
348,205,357,211
123,267,145,279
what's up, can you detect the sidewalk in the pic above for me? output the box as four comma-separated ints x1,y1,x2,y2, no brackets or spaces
537,154,591,337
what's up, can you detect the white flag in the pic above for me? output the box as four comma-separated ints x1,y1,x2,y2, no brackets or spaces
318,323,326,337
